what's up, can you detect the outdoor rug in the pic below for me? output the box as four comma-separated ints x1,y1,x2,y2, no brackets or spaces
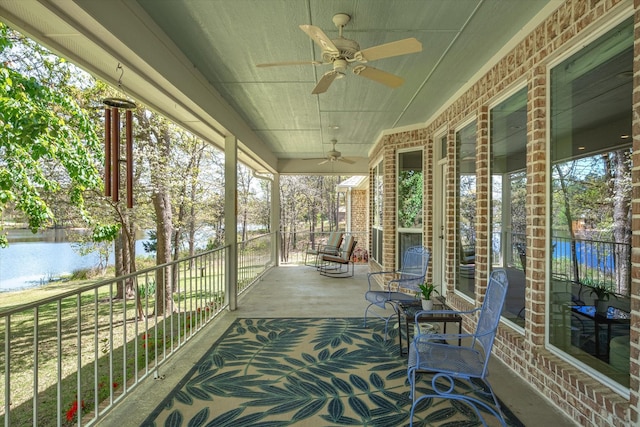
142,318,522,426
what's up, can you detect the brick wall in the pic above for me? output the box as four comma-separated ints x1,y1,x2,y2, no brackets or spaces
368,0,636,424
351,188,368,250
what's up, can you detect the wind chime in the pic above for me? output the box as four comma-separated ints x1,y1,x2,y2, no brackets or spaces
103,64,137,208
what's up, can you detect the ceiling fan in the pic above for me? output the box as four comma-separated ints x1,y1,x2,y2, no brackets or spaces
256,13,422,94
315,139,355,165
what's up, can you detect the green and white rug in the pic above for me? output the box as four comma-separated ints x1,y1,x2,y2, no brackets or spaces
142,318,521,426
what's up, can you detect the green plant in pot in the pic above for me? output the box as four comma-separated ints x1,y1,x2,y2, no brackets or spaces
586,282,616,314
418,282,438,310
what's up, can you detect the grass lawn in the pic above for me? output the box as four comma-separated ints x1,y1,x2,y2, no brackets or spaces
1,271,224,426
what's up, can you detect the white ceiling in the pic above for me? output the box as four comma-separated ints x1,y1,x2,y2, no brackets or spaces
0,0,560,174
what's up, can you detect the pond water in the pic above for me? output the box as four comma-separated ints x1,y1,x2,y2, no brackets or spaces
0,228,151,292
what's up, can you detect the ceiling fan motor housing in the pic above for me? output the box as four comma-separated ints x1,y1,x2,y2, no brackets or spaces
330,38,360,60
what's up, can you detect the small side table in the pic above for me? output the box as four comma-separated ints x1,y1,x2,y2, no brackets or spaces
397,297,463,356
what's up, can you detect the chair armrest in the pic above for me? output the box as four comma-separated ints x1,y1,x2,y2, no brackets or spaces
317,244,340,255
366,270,398,290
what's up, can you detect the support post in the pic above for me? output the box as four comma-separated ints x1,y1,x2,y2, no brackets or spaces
225,135,238,311
272,173,280,267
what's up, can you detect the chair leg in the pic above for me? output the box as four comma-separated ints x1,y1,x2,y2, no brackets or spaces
363,303,373,327
408,372,507,427
410,393,506,427
320,261,353,278
363,300,398,339
408,367,417,401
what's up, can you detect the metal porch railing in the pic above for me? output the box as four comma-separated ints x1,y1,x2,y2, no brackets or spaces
1,232,275,426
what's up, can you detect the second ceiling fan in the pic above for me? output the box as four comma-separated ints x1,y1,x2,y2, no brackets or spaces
257,13,422,94
314,139,355,165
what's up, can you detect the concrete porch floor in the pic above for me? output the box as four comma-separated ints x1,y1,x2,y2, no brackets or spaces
97,264,577,426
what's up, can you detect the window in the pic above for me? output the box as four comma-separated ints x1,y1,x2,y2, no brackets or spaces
455,121,476,298
549,18,632,389
371,160,384,263
397,150,423,265
490,87,527,327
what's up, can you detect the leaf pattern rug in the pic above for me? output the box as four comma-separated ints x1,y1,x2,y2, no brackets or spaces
142,318,522,426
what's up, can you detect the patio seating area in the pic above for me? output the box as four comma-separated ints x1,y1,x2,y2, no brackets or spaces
97,264,576,426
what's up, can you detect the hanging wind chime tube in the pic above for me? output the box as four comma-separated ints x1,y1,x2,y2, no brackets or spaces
103,100,136,208
103,81,137,207
104,108,112,197
126,109,133,209
110,106,120,203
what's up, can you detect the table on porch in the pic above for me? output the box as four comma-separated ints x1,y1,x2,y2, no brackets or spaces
570,305,630,362
397,297,463,356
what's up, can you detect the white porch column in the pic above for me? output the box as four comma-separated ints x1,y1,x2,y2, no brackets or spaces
272,173,280,266
346,187,352,233
225,135,238,311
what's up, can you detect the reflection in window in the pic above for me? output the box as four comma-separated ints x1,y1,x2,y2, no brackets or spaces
456,121,476,298
490,87,527,327
549,18,632,388
398,151,423,265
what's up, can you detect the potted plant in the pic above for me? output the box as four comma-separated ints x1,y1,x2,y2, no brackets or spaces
586,282,616,314
418,282,438,311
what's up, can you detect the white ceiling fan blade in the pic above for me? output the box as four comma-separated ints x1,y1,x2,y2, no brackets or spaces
352,65,404,88
357,38,422,62
338,157,356,164
256,60,322,68
299,25,339,55
318,159,330,165
312,71,339,94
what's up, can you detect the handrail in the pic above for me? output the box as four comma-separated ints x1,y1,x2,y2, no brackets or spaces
0,247,227,317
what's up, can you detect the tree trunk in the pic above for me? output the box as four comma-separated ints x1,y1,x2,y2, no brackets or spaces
114,228,125,299
153,190,174,315
609,150,631,295
554,164,580,282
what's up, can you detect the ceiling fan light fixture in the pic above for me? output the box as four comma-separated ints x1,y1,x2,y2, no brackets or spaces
333,58,348,73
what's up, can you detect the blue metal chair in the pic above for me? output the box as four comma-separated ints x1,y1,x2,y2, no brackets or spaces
363,246,431,337
407,269,509,427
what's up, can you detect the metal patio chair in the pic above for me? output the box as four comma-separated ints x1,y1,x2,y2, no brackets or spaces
363,246,431,337
407,269,509,427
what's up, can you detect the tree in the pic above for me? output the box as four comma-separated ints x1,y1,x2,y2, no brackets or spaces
552,151,632,294
398,170,423,228
237,165,254,242
136,109,174,315
604,150,631,295
0,23,103,247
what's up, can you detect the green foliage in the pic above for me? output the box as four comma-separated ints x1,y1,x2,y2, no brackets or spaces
138,279,156,299
398,170,423,228
0,23,103,247
91,224,120,242
418,282,438,300
143,230,157,253
583,278,616,301
69,268,92,281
